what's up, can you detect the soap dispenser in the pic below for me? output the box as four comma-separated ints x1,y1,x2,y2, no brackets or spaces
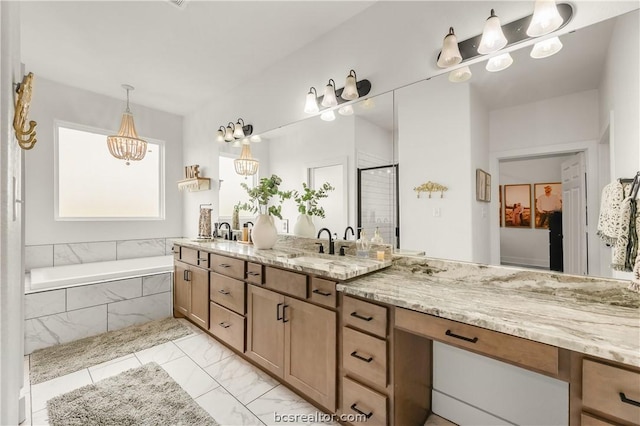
356,229,370,258
371,227,384,244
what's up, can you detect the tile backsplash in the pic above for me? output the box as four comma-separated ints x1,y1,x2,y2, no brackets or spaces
25,237,181,271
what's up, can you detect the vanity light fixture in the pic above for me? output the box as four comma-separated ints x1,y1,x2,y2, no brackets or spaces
249,134,262,143
304,87,320,113
303,70,371,115
448,66,472,83
234,139,259,177
216,119,253,143
231,139,242,148
321,79,338,108
436,2,573,74
527,0,563,37
485,52,514,72
338,105,354,116
106,84,147,165
341,70,359,101
530,36,563,58
477,9,508,54
436,27,462,68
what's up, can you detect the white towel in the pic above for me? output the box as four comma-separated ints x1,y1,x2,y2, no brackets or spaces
597,180,625,245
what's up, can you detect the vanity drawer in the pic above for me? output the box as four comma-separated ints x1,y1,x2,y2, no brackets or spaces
180,247,210,268
342,376,387,426
210,254,244,280
395,307,559,376
246,262,263,285
264,266,307,299
342,296,387,338
581,413,617,426
309,277,337,308
582,359,640,424
209,302,245,353
210,272,245,315
343,327,387,389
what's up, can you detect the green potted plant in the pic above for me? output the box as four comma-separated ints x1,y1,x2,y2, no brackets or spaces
238,174,291,249
292,182,334,237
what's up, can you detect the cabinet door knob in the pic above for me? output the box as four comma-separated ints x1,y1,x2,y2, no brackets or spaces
350,403,373,419
620,392,640,407
350,311,373,322
350,351,373,363
445,329,478,343
312,289,332,297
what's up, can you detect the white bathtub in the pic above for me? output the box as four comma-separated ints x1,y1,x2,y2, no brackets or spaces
26,255,174,293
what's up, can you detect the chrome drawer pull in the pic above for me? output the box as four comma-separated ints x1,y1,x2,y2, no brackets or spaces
350,311,373,321
219,263,231,268
276,303,283,321
620,392,640,407
445,329,478,343
350,404,373,419
313,289,332,297
198,257,207,261
218,289,230,295
282,304,289,323
247,271,261,276
350,351,373,363
219,322,231,329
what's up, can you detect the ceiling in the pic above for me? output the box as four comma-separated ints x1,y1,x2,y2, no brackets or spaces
20,1,376,116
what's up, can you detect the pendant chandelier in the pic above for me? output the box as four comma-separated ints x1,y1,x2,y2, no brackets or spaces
234,140,259,177
107,84,147,165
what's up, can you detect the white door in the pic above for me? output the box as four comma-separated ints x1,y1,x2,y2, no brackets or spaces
561,152,588,275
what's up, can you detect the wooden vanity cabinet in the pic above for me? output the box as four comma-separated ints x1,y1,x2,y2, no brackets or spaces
174,260,209,329
247,280,337,412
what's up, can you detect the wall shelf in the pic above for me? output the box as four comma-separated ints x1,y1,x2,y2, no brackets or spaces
178,177,211,192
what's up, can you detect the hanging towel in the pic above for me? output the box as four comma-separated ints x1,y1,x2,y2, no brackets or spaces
612,184,634,271
629,214,640,293
597,180,625,245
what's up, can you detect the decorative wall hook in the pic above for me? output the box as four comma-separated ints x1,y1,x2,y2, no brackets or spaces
414,181,449,198
13,72,38,150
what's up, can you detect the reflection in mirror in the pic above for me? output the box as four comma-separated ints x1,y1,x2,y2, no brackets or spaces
396,10,638,279
259,91,395,243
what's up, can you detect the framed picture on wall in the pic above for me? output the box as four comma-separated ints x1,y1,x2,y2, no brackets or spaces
534,182,562,229
476,169,491,202
504,184,531,228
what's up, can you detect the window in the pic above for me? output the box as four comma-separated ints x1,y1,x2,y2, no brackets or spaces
218,154,256,218
55,121,164,220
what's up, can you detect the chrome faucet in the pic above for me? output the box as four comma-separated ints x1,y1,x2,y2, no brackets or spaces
219,222,231,239
343,226,355,240
317,228,335,255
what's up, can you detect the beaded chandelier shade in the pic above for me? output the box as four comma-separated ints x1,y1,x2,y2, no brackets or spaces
107,85,147,165
234,142,259,176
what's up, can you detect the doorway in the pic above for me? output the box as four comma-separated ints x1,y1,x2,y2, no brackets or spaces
357,164,399,248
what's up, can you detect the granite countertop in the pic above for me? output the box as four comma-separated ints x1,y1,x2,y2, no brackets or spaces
172,238,391,281
338,256,640,367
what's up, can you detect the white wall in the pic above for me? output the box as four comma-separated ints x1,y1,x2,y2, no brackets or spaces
470,86,491,263
499,155,573,268
355,116,393,167
397,78,473,260
26,78,183,245
599,9,639,180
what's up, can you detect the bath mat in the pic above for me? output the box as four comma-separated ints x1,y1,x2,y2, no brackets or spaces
30,317,194,384
47,362,216,426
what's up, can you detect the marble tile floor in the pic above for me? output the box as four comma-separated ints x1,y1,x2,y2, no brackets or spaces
21,318,338,426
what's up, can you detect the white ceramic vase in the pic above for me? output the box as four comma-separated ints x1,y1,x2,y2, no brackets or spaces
251,214,278,249
293,214,316,238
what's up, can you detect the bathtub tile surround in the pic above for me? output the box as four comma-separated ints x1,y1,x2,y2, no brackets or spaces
117,238,166,260
107,292,171,331
143,273,171,296
25,237,182,272
66,277,142,311
25,245,54,270
25,305,108,354
54,241,117,266
24,272,173,354
25,290,66,320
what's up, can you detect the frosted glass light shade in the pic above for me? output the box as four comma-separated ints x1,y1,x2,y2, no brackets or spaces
215,128,225,143
321,80,338,107
437,27,462,68
338,105,354,116
448,66,472,83
530,36,563,58
249,134,262,143
527,0,563,37
224,124,234,142
478,10,508,54
486,52,513,72
320,110,336,121
341,71,359,100
304,88,319,114
233,121,245,139
231,139,241,148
